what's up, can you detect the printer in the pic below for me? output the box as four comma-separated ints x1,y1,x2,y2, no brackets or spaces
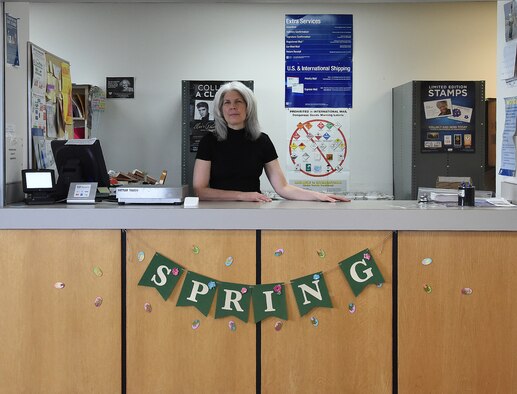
116,185,188,204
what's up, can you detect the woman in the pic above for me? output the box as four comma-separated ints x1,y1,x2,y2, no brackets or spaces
193,81,350,202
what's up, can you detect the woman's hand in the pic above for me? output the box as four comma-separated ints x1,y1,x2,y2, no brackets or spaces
265,160,350,202
237,192,273,202
313,192,351,202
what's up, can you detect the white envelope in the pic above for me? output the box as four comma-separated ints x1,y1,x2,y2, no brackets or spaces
448,105,473,123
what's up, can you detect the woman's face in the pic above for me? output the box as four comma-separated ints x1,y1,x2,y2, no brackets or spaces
437,101,449,114
222,90,247,129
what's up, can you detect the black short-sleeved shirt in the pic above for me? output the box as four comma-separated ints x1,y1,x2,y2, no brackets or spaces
196,128,278,193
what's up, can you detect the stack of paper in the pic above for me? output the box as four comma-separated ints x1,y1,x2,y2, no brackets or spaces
430,192,458,203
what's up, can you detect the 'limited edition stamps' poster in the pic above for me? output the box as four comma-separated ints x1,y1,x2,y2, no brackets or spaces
420,81,477,153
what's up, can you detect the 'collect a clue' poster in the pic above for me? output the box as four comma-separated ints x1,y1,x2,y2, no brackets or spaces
186,81,221,153
420,81,477,153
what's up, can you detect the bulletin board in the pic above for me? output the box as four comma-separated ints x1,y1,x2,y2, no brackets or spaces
28,42,73,169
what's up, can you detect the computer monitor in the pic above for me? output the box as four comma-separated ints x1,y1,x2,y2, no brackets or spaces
51,138,110,199
22,169,55,194
21,169,56,204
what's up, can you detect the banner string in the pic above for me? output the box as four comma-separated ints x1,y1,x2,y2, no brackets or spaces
131,231,392,287
370,232,393,255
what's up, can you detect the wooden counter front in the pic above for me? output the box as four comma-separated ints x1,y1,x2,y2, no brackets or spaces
125,230,393,393
398,231,517,393
261,231,392,393
2,202,517,393
0,230,121,394
126,230,257,393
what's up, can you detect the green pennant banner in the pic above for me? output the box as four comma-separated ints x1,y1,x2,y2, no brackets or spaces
291,272,332,317
176,271,217,316
137,252,185,301
338,248,384,297
252,283,288,323
214,282,252,323
138,245,388,324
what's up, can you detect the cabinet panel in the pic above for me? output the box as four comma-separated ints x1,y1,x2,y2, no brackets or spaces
261,231,392,393
126,230,256,394
398,231,517,393
0,230,121,394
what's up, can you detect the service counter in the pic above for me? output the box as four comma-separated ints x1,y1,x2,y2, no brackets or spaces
1,201,516,393
2,199,517,230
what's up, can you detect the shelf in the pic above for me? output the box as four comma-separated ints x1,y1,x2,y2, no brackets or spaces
72,84,91,139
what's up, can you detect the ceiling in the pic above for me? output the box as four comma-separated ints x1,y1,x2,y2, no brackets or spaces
8,0,497,3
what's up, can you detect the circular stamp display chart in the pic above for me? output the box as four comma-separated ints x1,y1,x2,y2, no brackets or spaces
289,119,348,177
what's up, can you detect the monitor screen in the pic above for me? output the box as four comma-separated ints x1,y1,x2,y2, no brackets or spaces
22,169,55,193
51,139,110,197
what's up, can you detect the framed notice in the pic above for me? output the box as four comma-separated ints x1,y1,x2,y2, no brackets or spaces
106,77,135,99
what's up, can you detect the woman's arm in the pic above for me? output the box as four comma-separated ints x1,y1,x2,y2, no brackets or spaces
264,159,350,202
192,159,272,202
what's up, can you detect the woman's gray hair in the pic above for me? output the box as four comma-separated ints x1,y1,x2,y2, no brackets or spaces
212,81,262,141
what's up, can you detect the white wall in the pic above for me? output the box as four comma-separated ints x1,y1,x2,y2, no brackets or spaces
4,2,29,204
28,2,496,194
497,0,516,197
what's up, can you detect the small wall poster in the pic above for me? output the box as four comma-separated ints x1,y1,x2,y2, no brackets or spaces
106,77,135,99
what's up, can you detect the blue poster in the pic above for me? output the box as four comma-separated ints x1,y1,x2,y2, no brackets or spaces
6,14,19,67
500,97,517,176
285,14,353,108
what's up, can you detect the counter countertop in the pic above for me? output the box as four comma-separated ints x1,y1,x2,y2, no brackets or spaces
1,200,517,231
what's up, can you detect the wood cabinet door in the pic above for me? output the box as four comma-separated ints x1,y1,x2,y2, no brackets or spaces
261,231,392,394
398,231,517,393
0,230,121,394
126,230,256,394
